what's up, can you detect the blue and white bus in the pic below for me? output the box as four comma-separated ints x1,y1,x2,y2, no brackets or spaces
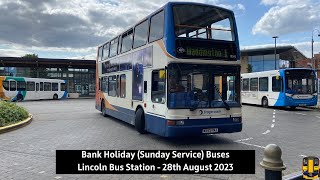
96,2,242,137
241,68,317,109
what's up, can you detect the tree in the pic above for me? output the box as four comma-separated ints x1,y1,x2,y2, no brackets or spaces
247,64,252,73
22,54,38,58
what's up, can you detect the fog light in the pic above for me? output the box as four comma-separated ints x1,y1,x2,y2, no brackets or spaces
176,120,184,126
233,117,241,122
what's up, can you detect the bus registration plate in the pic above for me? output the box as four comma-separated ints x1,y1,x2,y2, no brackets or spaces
299,104,306,106
202,128,218,134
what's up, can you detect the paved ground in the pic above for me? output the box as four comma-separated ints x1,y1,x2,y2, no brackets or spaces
0,99,319,179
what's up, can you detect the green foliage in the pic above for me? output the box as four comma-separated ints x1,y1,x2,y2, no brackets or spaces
0,101,29,127
247,64,253,73
22,53,38,58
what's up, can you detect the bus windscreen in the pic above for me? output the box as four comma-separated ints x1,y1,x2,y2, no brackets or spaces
173,4,235,41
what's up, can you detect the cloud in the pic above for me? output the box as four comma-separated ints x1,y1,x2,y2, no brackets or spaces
0,0,245,58
253,0,320,36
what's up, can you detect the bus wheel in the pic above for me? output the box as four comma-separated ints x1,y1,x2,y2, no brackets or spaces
262,97,268,107
135,108,146,134
101,101,108,117
53,94,58,100
16,94,23,101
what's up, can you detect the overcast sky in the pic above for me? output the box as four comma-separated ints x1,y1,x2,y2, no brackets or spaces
0,0,319,59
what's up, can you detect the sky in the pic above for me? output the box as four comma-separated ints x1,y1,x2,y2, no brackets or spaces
0,0,319,60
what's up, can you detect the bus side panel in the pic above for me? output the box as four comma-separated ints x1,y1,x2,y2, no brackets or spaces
145,114,167,136
104,104,136,125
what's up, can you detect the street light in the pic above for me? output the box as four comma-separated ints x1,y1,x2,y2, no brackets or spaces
272,36,278,70
311,28,320,69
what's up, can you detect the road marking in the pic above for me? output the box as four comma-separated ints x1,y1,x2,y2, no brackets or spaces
236,141,265,149
272,119,275,123
271,124,275,128
273,115,275,118
299,155,307,157
39,171,45,174
262,130,270,135
160,175,168,178
234,137,253,142
54,176,62,179
316,116,320,119
296,113,306,116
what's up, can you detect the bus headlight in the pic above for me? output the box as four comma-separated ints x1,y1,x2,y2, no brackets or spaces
233,117,241,122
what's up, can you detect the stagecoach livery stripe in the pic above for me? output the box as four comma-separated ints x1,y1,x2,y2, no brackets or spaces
5,76,27,101
156,40,175,59
101,93,118,111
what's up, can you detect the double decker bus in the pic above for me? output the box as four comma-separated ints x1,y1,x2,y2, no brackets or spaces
0,76,67,101
95,2,242,137
241,68,317,108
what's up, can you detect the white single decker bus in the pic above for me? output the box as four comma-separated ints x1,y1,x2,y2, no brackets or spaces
0,76,68,101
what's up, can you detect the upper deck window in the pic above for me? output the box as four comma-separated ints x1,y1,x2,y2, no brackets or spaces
133,20,149,48
173,5,234,41
149,10,164,42
109,38,118,57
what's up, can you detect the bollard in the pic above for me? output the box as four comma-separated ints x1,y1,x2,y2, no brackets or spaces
260,144,286,180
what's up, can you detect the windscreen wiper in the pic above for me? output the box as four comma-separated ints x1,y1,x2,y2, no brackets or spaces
213,84,230,110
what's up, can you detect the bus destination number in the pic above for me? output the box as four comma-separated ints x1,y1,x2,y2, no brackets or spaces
202,128,218,134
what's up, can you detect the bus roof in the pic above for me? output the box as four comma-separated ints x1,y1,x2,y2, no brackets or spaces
98,2,235,48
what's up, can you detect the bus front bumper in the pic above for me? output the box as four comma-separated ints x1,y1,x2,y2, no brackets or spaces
165,123,242,137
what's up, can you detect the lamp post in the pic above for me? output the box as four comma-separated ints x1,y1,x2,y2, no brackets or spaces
272,36,278,70
311,29,320,69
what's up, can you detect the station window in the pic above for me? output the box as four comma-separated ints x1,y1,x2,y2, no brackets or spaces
151,70,166,103
108,76,117,97
52,83,58,91
44,82,51,91
242,78,249,91
121,29,133,53
9,81,17,91
61,83,66,91
149,10,164,42
120,74,126,98
250,78,258,91
2,81,9,91
259,77,268,91
272,76,281,92
17,81,26,91
133,20,149,48
27,82,35,91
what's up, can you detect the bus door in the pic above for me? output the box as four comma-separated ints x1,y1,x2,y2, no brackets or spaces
35,83,40,99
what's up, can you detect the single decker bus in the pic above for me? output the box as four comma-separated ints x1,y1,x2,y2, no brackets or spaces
241,68,317,108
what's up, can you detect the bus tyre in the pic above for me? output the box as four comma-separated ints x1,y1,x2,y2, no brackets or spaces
135,108,146,134
17,94,23,101
262,97,268,107
101,101,108,117
53,94,58,100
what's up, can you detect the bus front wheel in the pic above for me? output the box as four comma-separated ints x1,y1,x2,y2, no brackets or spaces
17,94,24,101
135,108,146,134
53,94,58,100
262,97,268,107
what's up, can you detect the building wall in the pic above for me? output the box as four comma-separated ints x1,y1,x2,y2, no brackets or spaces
240,56,248,73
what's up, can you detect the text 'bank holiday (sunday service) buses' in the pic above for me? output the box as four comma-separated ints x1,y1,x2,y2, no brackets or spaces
241,68,317,109
95,2,242,137
0,76,68,101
